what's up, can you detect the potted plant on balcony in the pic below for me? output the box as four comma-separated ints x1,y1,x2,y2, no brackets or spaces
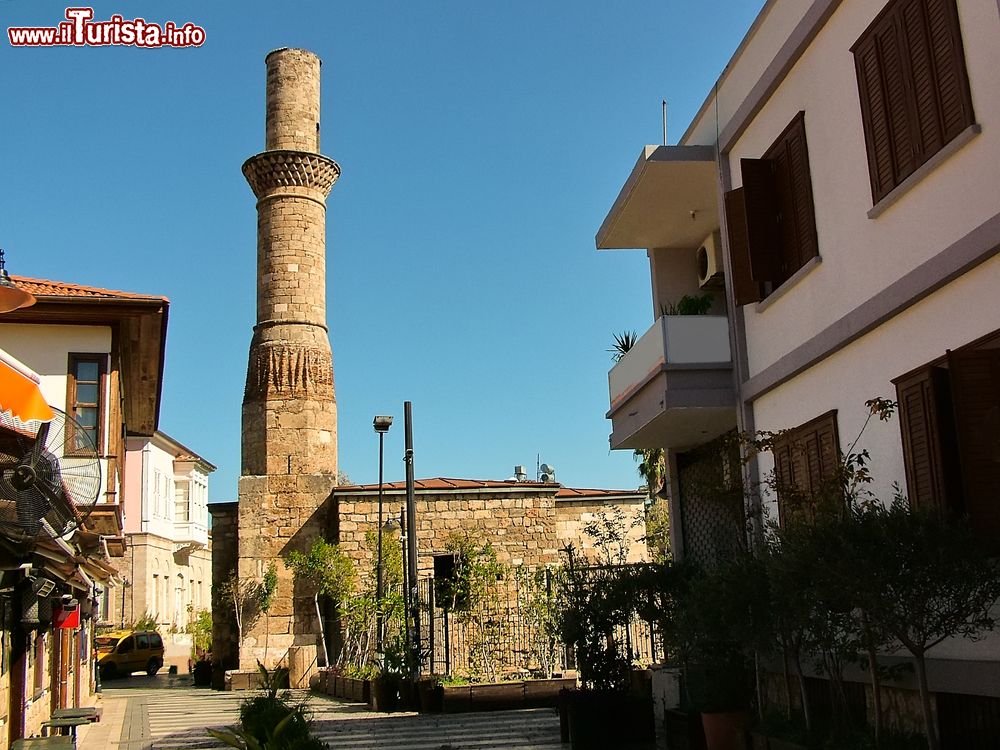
660,293,715,316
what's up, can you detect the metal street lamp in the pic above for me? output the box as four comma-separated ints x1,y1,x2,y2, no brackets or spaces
373,415,393,651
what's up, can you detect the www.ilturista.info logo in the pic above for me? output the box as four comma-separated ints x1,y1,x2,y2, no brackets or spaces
8,7,206,48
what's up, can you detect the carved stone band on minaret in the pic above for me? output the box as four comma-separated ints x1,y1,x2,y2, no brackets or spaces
244,344,334,402
242,150,341,200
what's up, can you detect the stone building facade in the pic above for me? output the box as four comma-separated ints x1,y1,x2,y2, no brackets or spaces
212,478,647,677
333,478,649,575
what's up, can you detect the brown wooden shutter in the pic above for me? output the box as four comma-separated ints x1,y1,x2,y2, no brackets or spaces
853,0,973,203
894,365,959,513
723,188,759,307
947,349,1000,541
740,158,782,284
923,0,974,141
773,410,840,525
766,113,818,274
773,440,795,526
899,0,946,161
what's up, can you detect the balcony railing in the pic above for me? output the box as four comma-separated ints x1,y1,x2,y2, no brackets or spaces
609,315,731,409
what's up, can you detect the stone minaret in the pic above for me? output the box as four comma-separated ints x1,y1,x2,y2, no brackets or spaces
237,48,340,672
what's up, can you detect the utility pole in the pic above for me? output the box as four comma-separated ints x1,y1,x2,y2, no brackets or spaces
403,401,420,675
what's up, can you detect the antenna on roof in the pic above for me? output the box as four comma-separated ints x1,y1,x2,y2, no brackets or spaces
662,99,668,145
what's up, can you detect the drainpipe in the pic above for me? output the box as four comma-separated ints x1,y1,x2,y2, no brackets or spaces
714,123,762,544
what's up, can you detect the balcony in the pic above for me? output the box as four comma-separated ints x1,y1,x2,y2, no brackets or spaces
607,315,736,450
173,520,208,549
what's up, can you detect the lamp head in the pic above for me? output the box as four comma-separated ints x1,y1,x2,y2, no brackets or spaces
0,250,36,314
373,415,393,433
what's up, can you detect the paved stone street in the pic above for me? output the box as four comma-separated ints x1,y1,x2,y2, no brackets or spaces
77,675,567,750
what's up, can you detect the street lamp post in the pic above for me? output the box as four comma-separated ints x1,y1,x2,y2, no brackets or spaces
120,577,130,629
372,415,393,652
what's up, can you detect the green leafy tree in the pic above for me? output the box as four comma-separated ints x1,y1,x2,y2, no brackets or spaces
284,538,356,667
582,506,644,566
856,502,1000,750
187,606,213,659
437,532,508,680
130,610,159,631
217,568,277,657
337,530,404,672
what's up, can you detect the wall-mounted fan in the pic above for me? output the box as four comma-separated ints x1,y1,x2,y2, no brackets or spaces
0,407,102,543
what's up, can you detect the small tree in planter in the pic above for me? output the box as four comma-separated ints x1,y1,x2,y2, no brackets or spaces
514,565,562,678
435,532,508,682
337,530,405,674
665,555,765,750
217,564,278,664
855,500,1000,750
284,538,356,668
557,561,654,749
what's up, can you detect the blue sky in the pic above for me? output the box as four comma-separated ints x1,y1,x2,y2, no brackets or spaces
2,0,765,499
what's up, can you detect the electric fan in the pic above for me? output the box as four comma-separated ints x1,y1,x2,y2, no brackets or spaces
0,407,102,543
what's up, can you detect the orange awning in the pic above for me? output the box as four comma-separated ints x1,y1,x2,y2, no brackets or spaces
0,349,53,423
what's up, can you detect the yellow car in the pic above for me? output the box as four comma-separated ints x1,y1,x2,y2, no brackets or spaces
96,630,165,678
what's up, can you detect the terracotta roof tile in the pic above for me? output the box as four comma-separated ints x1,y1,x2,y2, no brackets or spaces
336,477,558,492
335,477,642,498
555,487,646,500
12,275,168,303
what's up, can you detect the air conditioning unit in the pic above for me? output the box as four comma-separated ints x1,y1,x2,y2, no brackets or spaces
697,231,724,289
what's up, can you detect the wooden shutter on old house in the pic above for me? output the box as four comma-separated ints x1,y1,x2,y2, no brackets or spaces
764,113,818,276
734,112,819,297
723,187,760,307
772,410,840,525
893,365,960,513
947,348,1000,541
852,0,974,203
741,158,783,284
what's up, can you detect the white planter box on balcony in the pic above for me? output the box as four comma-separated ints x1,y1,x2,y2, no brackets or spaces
610,316,730,408
607,316,735,450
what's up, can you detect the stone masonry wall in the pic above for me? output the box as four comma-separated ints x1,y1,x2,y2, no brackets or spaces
555,497,649,564
333,488,563,576
209,503,238,672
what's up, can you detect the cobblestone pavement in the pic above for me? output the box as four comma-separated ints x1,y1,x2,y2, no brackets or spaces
77,675,567,750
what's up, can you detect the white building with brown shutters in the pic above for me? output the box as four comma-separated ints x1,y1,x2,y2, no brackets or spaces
596,0,1000,738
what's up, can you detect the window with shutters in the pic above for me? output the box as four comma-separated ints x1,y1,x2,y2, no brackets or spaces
771,410,840,526
66,353,106,456
723,112,819,306
852,0,974,205
894,337,1000,542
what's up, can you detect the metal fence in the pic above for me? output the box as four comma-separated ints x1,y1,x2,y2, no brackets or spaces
413,563,667,679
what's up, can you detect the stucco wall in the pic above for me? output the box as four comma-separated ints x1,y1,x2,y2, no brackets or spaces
708,0,1000,666
722,0,1000,378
